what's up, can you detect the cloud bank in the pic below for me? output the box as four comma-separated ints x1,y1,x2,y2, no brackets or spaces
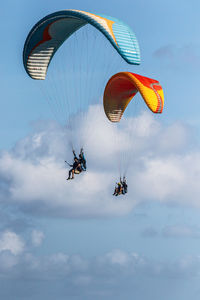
0,105,199,218
0,228,199,300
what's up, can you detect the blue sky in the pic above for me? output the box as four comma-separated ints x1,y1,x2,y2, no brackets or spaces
1,0,200,299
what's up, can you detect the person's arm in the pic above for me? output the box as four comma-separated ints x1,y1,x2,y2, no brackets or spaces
81,150,85,160
65,161,72,167
73,150,77,159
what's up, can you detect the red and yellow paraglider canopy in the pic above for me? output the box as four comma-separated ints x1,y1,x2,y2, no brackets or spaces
103,72,164,122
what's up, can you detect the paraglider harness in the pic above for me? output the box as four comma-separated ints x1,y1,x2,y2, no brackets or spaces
113,177,128,196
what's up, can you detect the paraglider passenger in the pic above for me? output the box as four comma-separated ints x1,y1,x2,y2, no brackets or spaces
113,182,123,196
113,183,118,196
67,157,82,180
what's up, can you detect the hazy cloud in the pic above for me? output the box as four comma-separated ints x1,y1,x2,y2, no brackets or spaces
153,44,200,68
162,225,200,239
141,227,158,238
31,230,44,247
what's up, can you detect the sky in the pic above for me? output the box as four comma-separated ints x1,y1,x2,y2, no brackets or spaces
1,0,200,299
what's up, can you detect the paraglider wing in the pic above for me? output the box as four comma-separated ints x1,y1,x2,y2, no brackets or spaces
23,10,141,80
103,72,164,122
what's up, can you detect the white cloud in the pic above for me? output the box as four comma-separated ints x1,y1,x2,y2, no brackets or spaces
0,225,199,299
0,105,200,218
104,249,130,266
135,152,200,205
0,231,25,255
0,247,199,281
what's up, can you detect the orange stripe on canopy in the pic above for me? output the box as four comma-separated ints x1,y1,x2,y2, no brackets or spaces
103,72,164,122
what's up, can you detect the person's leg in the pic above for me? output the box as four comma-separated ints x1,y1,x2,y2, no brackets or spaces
67,169,72,180
77,167,82,174
83,162,86,170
